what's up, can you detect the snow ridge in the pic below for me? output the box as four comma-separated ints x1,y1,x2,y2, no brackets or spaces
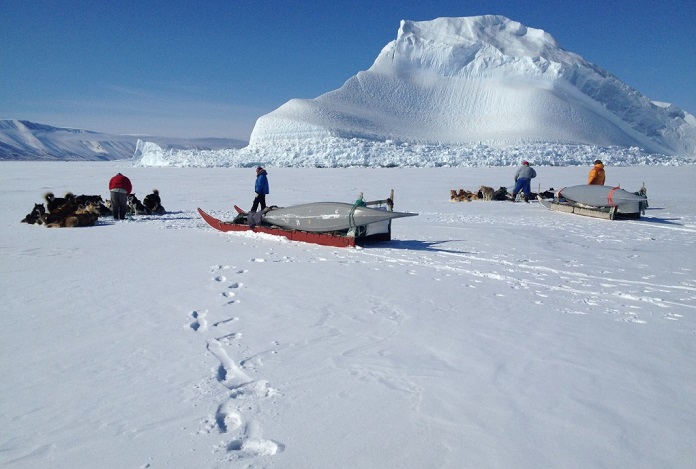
0,120,134,161
0,120,247,161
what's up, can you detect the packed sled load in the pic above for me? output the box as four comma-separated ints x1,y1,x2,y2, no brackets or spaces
250,15,696,156
539,185,649,220
198,191,417,248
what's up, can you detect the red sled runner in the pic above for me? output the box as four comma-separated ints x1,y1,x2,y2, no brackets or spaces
198,190,416,248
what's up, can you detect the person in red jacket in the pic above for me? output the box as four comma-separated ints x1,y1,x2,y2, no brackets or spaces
109,173,132,220
588,160,606,185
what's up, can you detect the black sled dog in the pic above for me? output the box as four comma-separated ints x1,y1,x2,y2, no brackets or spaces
127,193,148,215
21,203,47,225
44,192,76,213
143,189,166,215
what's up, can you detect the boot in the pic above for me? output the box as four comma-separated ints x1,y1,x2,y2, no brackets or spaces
511,192,517,202
524,194,529,203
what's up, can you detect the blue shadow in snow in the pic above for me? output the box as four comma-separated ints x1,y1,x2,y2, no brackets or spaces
366,239,472,253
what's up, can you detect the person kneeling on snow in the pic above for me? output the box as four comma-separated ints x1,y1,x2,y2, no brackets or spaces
512,161,536,202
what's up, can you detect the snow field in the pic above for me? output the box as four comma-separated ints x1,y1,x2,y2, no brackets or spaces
1,162,695,468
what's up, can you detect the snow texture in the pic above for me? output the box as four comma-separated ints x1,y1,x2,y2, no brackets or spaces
2,161,695,468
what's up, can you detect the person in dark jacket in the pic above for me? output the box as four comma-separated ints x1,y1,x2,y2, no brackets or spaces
108,172,132,220
512,161,537,202
251,167,269,212
588,160,606,185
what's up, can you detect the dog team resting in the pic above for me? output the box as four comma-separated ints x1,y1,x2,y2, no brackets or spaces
198,190,418,248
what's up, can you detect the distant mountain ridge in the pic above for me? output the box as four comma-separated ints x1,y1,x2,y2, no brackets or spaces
0,120,247,161
249,15,696,157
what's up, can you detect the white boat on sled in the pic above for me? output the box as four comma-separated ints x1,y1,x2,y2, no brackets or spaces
538,184,648,220
198,190,418,247
261,201,416,232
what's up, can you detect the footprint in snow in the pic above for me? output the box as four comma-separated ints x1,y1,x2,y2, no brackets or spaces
226,438,285,458
213,317,239,327
226,421,285,457
617,316,647,324
218,332,242,343
189,310,208,332
215,400,242,434
207,339,252,390
663,313,683,321
228,380,280,400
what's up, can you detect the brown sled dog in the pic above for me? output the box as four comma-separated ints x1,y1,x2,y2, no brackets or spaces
450,189,477,202
478,186,495,201
44,203,100,228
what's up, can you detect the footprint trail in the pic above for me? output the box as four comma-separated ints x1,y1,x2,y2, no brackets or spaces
189,262,283,463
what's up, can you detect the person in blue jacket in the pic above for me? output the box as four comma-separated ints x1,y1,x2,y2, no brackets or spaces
251,166,269,212
512,161,537,202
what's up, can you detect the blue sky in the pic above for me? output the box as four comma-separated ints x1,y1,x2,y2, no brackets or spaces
1,0,694,140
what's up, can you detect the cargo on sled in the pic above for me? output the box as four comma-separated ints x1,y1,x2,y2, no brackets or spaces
198,190,417,248
538,184,648,220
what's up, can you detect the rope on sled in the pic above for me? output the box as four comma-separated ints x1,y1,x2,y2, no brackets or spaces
348,196,367,236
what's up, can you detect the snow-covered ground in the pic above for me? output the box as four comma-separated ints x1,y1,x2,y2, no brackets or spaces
2,161,695,468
